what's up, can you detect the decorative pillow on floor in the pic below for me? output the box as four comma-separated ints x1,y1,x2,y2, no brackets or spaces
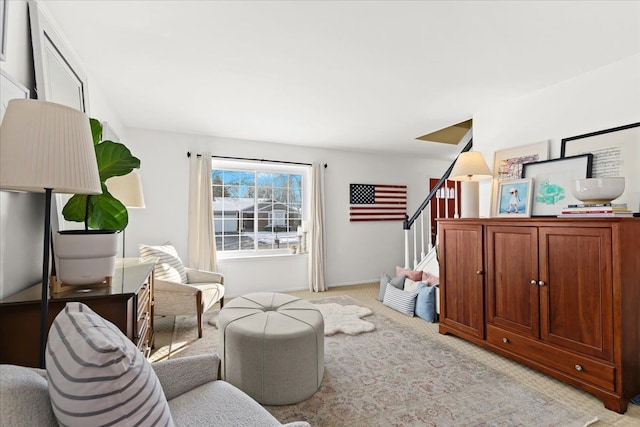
395,266,423,282
46,302,175,427
378,273,406,301
140,242,188,283
415,282,437,322
382,283,418,317
403,278,420,293
421,272,439,286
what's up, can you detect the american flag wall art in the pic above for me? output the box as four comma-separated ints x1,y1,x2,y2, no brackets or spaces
349,184,407,222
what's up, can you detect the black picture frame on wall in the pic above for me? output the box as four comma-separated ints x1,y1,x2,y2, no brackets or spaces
561,122,640,213
522,154,593,216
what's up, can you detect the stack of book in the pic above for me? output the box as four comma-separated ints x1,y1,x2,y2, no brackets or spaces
558,203,634,217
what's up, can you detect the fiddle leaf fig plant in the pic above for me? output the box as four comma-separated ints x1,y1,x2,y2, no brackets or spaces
62,119,141,231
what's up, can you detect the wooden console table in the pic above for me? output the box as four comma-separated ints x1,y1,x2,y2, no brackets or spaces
438,217,639,413
0,257,156,367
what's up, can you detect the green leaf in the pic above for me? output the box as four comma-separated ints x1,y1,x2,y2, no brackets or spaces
95,140,141,182
62,194,89,223
90,118,102,146
87,192,129,231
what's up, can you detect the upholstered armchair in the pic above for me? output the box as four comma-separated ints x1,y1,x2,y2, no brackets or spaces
140,243,224,338
155,268,224,338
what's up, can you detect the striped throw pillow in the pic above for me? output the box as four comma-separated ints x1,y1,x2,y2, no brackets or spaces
383,283,418,317
139,242,188,283
46,302,174,427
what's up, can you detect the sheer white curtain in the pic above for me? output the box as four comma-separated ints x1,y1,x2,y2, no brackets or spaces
309,162,326,292
188,152,217,271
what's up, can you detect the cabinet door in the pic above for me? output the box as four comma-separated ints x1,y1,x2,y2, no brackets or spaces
539,227,613,361
439,223,484,339
486,226,539,338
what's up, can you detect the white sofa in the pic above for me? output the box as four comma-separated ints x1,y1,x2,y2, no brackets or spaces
0,354,310,427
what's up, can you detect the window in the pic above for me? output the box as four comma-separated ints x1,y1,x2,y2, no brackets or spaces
212,160,308,256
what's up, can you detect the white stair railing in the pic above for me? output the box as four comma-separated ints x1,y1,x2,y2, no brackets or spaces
403,136,473,269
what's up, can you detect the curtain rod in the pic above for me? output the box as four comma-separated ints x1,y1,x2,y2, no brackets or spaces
187,152,327,168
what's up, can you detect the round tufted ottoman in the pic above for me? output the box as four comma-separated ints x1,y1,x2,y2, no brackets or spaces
218,292,324,405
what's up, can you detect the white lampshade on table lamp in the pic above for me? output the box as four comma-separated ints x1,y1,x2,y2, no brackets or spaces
449,151,493,218
0,99,101,367
106,171,145,257
106,171,145,209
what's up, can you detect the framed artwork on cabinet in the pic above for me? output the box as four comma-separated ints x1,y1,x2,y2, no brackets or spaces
490,140,549,216
561,122,640,213
522,154,593,216
495,178,533,217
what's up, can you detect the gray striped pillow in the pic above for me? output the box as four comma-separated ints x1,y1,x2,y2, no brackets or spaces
382,283,418,317
139,243,188,283
46,302,174,427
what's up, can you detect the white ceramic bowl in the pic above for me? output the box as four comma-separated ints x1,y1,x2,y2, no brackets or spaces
571,177,625,204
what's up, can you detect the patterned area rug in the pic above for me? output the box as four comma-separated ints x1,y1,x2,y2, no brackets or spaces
154,296,598,426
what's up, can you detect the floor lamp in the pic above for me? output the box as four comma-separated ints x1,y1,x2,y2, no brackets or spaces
105,171,146,258
449,151,493,218
0,99,101,368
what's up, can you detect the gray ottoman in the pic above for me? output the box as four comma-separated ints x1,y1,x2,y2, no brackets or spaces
218,292,324,405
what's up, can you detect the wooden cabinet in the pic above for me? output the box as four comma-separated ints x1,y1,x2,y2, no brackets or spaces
438,218,640,413
439,222,485,339
0,258,156,367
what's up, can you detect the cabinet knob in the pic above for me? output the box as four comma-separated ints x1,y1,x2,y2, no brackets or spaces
530,280,537,285
538,280,545,286
575,364,583,371
502,337,508,343
476,270,482,275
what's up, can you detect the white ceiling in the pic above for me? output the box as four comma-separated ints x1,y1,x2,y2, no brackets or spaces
41,1,640,160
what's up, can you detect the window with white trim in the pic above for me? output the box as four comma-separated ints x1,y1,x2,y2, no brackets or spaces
212,159,309,256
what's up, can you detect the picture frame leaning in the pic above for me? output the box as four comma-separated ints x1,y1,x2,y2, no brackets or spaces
495,178,533,217
522,154,593,217
561,122,640,213
1,69,30,122
491,140,549,217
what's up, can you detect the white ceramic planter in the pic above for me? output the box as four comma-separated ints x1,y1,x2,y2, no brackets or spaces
54,231,119,285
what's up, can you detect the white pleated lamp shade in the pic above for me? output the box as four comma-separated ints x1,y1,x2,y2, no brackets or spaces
106,171,145,208
449,151,493,181
0,99,101,194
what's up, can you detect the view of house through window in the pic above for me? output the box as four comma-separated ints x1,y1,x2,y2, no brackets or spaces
212,161,307,254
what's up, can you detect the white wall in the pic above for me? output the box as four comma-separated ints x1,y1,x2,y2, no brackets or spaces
473,54,640,217
123,128,449,297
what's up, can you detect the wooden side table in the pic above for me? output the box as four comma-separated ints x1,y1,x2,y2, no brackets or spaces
0,257,156,367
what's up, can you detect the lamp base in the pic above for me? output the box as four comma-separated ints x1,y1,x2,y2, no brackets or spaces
460,181,480,218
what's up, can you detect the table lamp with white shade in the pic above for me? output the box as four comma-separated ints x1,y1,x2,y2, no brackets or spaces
0,99,101,368
106,171,145,257
449,151,493,218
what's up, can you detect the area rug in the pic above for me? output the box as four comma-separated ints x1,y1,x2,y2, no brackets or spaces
157,296,600,426
207,299,375,336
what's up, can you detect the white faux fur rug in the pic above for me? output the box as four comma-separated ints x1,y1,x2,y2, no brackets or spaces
314,302,375,336
208,301,375,336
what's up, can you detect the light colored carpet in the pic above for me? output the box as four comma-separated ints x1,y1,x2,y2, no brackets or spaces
150,283,640,426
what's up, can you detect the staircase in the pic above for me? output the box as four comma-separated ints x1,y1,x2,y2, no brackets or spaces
402,135,473,270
